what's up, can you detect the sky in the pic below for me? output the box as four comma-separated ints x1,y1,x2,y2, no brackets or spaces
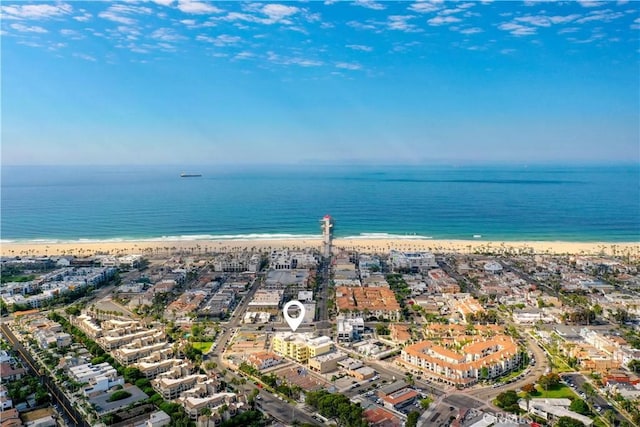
1,0,639,166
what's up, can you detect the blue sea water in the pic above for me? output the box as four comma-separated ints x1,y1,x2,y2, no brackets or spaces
1,165,639,243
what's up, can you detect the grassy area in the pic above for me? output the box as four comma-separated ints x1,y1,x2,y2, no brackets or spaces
1,274,35,284
532,384,577,399
192,341,213,353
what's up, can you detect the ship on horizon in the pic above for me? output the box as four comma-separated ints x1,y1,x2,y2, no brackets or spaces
180,172,202,178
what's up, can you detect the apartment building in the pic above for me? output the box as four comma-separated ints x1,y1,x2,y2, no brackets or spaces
401,335,520,387
179,390,238,420
152,372,208,400
335,286,401,321
114,342,171,365
136,358,186,380
389,250,436,272
272,333,332,363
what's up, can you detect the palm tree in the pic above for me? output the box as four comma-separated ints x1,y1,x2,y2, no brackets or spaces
581,382,596,403
603,409,616,426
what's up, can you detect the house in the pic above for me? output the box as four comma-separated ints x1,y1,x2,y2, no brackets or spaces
0,408,21,427
0,363,25,382
247,352,282,371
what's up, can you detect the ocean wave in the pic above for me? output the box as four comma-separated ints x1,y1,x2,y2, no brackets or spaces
2,234,324,245
344,233,433,240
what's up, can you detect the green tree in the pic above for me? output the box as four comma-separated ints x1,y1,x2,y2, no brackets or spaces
420,397,433,410
555,416,586,427
627,359,640,373
581,382,596,403
376,323,390,335
495,390,520,413
406,411,420,427
539,372,560,392
603,409,616,425
569,399,590,415
480,366,489,379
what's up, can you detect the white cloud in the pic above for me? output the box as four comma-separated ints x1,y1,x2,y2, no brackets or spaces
197,34,241,46
152,0,175,6
409,1,441,14
10,23,48,33
151,28,185,42
266,51,323,67
498,22,537,36
262,4,299,22
500,48,516,54
290,58,323,67
577,1,604,7
353,0,386,11
234,51,255,60
427,15,461,26
177,0,222,14
73,12,92,22
439,8,466,16
99,11,136,25
335,62,362,70
632,17,640,30
459,27,483,34
1,3,72,20
60,29,84,39
73,52,97,61
388,15,421,32
346,44,373,52
347,20,378,31
576,10,625,24
98,4,152,25
516,16,552,27
549,15,581,24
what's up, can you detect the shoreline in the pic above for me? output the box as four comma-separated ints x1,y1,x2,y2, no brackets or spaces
1,238,638,259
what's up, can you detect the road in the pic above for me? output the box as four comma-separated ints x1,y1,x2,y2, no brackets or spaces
314,258,331,335
562,373,631,426
209,276,322,426
1,322,90,427
469,335,549,404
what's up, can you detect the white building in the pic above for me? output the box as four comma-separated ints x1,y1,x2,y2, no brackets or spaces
336,316,365,342
389,250,436,272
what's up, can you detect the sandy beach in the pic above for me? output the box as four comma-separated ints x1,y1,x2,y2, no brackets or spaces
1,238,638,259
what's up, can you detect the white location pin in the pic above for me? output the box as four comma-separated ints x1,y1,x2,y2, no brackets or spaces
283,300,305,332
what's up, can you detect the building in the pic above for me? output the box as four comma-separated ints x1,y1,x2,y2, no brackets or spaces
335,287,401,321
247,352,282,371
401,335,520,387
336,316,365,342
146,410,171,427
519,398,593,426
381,388,419,410
68,362,123,395
308,351,347,374
449,294,485,323
248,290,284,312
0,363,25,382
152,373,208,400
389,250,436,272
390,324,411,344
272,333,332,363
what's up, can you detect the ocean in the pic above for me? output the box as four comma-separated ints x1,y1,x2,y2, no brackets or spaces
1,165,639,243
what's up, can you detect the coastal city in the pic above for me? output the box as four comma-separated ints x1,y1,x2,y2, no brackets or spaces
1,218,639,427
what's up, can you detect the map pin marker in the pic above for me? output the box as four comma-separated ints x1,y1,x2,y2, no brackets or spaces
283,300,305,332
